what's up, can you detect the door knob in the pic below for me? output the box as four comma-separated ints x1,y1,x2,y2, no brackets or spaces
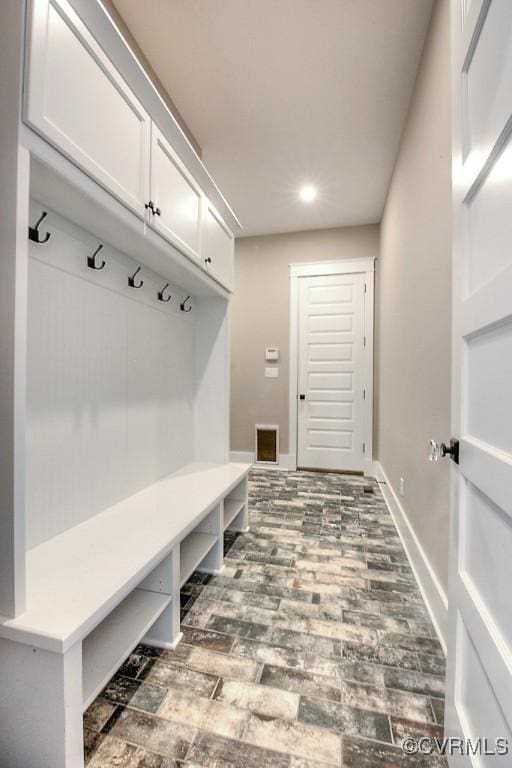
299,394,306,400
429,438,459,464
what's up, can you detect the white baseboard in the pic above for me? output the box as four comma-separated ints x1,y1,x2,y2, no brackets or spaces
230,451,294,471
373,461,448,654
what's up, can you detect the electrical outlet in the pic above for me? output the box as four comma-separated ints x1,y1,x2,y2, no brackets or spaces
399,477,405,497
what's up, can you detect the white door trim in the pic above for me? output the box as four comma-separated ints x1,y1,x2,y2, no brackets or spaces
289,258,375,474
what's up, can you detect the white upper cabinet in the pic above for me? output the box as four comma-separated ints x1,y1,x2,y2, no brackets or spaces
24,0,236,291
202,203,234,290
150,125,202,262
25,0,150,215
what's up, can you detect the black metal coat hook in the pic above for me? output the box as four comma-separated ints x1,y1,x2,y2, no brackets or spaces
87,244,106,270
28,211,51,244
180,296,192,313
128,266,144,288
158,283,171,303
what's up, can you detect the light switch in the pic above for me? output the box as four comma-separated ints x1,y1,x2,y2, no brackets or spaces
265,367,278,378
265,347,279,362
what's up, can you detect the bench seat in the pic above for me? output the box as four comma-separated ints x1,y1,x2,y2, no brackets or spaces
0,462,250,653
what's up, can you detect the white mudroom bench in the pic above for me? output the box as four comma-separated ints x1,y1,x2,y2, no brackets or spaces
0,462,250,768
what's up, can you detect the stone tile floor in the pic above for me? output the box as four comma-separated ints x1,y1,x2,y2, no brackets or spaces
84,468,447,767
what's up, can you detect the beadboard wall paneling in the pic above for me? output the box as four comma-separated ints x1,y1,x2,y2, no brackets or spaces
26,222,195,549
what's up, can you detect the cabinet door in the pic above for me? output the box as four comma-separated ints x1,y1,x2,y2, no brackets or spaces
202,202,234,290
150,125,202,261
25,0,150,215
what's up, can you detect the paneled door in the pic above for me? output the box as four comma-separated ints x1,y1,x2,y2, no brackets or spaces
150,125,202,262
445,0,512,763
297,273,366,472
25,0,150,215
202,201,234,291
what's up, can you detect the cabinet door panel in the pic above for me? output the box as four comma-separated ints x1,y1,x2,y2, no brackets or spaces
150,126,201,260
203,204,234,290
25,0,150,214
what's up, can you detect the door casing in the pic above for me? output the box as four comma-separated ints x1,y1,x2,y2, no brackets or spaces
288,259,375,474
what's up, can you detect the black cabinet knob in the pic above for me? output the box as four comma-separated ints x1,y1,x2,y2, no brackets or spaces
299,394,306,400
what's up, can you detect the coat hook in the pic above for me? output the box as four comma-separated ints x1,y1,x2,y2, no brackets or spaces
128,266,144,289
87,244,106,270
28,210,51,244
180,295,192,313
158,283,171,303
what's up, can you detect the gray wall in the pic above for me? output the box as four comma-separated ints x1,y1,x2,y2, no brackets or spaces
230,226,379,454
375,0,451,591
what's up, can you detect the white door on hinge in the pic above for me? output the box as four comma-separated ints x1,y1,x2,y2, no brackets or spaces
297,273,365,472
445,0,512,764
150,125,202,262
25,0,150,216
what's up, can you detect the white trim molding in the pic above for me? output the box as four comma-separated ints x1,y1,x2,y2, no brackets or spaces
230,451,294,472
289,258,375,475
289,258,375,278
373,461,448,653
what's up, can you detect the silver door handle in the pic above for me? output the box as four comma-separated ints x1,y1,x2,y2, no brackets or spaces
429,439,459,464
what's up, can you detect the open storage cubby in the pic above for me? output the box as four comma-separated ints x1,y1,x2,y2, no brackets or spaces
223,476,249,532
180,504,222,586
180,533,218,586
82,551,176,710
82,589,171,710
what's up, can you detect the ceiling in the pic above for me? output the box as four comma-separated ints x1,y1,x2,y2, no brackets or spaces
111,0,434,237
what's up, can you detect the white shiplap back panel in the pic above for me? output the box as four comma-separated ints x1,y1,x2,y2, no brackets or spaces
193,297,230,465
26,238,195,549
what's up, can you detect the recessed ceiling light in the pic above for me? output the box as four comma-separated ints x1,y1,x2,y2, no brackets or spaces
299,185,317,202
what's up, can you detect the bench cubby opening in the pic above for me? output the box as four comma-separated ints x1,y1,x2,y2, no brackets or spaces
180,532,219,586
223,476,249,532
82,588,172,710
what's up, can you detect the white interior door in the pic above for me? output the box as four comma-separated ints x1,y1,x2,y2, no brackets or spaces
445,0,512,763
297,272,366,472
